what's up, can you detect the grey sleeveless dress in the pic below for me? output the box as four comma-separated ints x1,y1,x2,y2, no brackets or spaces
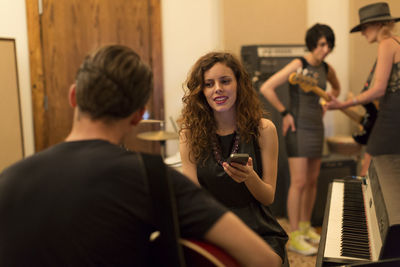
197,133,288,263
285,57,327,157
367,60,400,156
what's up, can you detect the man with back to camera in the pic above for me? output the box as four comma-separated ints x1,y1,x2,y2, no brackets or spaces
0,44,281,266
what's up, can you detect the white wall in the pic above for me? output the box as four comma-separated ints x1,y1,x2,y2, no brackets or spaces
0,0,34,156
307,0,350,137
161,0,223,156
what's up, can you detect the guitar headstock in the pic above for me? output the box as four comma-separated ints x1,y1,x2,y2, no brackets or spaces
288,72,318,93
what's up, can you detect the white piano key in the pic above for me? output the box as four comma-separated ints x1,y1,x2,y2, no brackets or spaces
324,182,344,259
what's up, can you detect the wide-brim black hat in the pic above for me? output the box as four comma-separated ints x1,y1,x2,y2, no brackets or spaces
350,2,400,33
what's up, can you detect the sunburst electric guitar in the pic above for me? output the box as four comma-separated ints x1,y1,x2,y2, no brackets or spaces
288,72,371,144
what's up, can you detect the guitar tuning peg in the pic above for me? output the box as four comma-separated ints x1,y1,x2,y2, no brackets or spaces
296,68,302,74
302,69,308,75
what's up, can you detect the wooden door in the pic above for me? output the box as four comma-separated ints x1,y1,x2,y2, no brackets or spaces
26,0,163,153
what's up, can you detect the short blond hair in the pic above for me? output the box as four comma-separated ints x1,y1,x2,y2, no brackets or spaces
378,21,396,39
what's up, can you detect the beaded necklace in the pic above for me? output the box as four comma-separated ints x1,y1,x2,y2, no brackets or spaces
212,131,240,166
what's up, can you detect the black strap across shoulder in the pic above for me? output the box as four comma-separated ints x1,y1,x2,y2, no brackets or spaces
362,60,377,92
392,36,400,45
141,153,186,267
299,56,308,69
299,56,328,74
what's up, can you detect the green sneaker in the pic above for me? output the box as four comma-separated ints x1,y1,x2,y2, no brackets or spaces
299,221,320,245
288,230,318,256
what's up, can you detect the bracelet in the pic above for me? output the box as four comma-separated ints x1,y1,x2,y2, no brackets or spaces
352,97,358,105
280,109,290,117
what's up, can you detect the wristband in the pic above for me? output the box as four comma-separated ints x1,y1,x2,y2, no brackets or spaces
280,109,290,117
352,97,358,105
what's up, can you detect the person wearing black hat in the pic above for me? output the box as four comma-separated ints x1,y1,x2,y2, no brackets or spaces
326,2,400,158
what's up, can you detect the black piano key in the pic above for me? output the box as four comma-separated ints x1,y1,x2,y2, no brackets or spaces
341,242,370,250
342,222,367,228
341,234,369,241
341,236,369,243
342,249,370,255
342,245,369,250
341,242,369,249
342,244,370,251
342,251,371,260
341,246,370,255
342,228,368,234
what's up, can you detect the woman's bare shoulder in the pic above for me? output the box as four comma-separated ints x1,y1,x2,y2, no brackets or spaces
259,118,277,132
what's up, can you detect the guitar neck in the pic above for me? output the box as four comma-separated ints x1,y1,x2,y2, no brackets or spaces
312,85,363,125
340,108,363,124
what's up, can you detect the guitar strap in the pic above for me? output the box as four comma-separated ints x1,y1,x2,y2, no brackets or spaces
299,57,328,74
352,60,378,145
362,60,377,92
141,153,186,267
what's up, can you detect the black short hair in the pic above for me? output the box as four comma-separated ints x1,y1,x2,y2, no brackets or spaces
305,23,335,51
75,45,153,120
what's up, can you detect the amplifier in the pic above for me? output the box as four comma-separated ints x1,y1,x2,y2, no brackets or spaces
241,44,307,80
241,45,307,218
311,154,358,226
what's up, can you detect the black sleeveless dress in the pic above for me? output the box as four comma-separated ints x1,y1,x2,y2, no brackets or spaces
285,57,327,157
197,133,288,262
367,61,400,155
364,37,400,155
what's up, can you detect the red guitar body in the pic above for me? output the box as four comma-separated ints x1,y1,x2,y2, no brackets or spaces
181,239,241,267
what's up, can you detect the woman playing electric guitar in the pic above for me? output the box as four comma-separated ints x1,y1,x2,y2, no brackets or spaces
326,2,400,166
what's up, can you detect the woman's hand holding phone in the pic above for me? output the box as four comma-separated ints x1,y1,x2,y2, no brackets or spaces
226,153,249,165
223,153,253,183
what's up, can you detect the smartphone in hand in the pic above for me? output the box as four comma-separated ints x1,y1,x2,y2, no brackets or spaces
226,153,249,165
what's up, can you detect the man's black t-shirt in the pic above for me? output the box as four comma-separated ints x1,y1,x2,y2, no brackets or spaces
0,140,226,266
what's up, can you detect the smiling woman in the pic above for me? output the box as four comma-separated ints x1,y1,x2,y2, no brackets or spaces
178,51,289,266
203,62,238,114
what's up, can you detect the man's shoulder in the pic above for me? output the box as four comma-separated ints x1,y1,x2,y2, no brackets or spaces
0,140,140,180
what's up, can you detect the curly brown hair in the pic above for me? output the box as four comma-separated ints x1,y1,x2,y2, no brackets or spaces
178,52,265,164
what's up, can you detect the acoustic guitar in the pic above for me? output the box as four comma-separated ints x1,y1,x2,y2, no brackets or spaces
288,72,374,144
150,231,240,267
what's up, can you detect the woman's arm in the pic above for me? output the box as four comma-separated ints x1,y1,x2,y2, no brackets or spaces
326,63,341,97
259,58,302,136
179,130,200,185
204,212,282,267
222,119,278,206
259,58,302,113
327,39,394,109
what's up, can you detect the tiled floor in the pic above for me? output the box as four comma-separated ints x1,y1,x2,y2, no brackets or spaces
277,218,319,267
